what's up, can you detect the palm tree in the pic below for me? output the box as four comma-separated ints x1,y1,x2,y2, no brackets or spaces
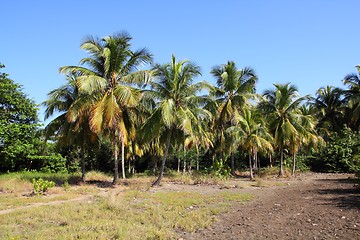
141,55,209,186
228,108,273,180
289,105,321,175
343,66,360,130
59,32,153,184
43,74,98,182
209,61,258,172
259,83,309,176
313,86,345,135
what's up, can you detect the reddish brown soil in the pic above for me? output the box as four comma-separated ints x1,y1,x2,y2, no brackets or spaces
181,173,360,240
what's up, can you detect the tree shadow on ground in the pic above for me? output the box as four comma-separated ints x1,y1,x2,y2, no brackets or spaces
314,177,360,211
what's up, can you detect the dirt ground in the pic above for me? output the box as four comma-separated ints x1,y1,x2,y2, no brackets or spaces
179,173,360,240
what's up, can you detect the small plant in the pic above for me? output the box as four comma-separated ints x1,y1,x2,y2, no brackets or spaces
62,181,70,191
32,178,55,195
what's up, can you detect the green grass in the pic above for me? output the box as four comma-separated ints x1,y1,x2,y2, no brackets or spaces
0,171,81,186
0,188,252,240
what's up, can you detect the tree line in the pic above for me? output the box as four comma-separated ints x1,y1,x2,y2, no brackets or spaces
1,32,359,185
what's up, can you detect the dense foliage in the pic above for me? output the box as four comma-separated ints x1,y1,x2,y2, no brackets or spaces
0,64,40,171
1,33,359,181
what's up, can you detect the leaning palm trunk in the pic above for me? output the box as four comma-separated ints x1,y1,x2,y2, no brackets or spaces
152,129,172,186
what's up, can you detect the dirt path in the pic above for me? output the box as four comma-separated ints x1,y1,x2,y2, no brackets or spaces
181,173,360,240
0,195,90,215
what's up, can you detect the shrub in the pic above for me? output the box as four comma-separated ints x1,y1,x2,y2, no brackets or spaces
32,178,55,195
312,127,360,173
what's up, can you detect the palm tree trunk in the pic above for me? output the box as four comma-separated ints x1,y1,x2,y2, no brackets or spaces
196,152,199,171
80,147,86,182
121,139,126,179
279,147,284,176
269,154,272,167
152,128,172,186
231,154,235,175
152,156,157,174
81,155,86,183
292,153,296,176
177,157,181,173
112,140,119,184
183,144,186,173
249,154,254,180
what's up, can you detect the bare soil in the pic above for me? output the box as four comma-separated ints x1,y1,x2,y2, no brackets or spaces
180,173,360,240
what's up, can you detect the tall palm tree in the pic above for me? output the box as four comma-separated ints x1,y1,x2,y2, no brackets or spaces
313,86,345,135
141,55,210,186
43,74,98,182
343,66,360,130
59,33,153,183
289,105,321,175
228,108,273,180
259,83,309,176
209,61,258,172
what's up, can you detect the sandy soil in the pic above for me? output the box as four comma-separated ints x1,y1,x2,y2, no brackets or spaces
179,173,360,240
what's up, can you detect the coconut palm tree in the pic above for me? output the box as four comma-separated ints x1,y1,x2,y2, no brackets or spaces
43,74,98,182
209,61,258,172
343,66,360,130
141,55,210,186
313,86,345,135
59,32,152,183
228,108,273,180
289,105,321,175
259,83,309,176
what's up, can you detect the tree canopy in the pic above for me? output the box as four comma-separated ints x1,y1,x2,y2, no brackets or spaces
0,64,40,171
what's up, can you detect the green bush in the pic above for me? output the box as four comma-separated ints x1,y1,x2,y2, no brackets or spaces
206,158,231,179
32,178,55,195
312,127,360,173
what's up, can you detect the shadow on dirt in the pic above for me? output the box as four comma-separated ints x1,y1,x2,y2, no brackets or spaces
315,177,360,211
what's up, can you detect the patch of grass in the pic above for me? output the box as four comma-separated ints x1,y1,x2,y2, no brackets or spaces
0,191,82,211
0,178,32,193
164,171,227,186
0,171,81,187
258,166,291,178
0,187,253,239
85,171,112,182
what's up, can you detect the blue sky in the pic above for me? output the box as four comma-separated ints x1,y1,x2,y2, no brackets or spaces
1,0,359,123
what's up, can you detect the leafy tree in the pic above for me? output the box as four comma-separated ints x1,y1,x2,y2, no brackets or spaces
313,127,360,174
60,33,152,183
0,64,40,171
141,55,209,186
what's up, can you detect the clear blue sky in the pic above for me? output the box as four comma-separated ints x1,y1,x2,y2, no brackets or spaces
1,0,359,123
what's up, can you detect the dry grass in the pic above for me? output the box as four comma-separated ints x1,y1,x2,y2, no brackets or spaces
0,173,253,240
